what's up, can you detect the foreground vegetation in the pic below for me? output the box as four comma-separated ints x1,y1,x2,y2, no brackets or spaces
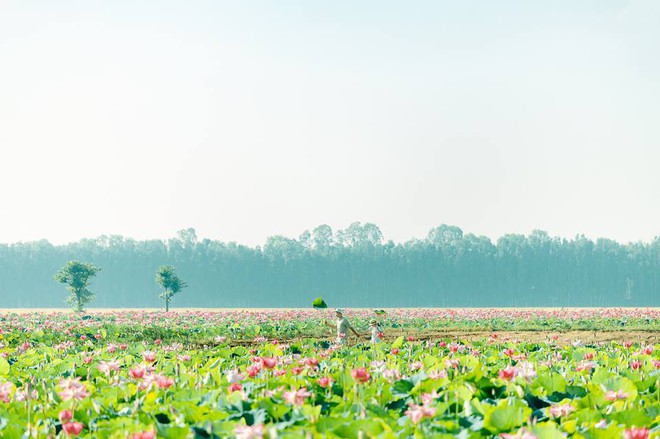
0,309,658,438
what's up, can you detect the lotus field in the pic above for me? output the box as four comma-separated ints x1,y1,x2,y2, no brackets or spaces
0,309,659,438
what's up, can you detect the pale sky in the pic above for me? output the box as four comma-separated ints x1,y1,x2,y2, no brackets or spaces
0,0,658,246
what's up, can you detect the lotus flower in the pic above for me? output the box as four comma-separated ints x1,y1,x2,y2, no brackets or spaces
62,421,84,435
234,424,264,439
351,367,371,383
405,403,436,424
282,387,312,405
58,409,73,423
624,427,650,439
129,366,146,380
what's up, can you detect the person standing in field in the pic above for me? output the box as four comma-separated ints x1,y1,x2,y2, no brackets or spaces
369,319,383,343
326,308,361,345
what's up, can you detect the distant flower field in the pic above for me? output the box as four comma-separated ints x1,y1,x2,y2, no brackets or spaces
0,309,658,438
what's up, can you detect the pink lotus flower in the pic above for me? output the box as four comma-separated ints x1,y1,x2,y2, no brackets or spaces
291,366,303,375
438,341,447,348
97,360,120,376
234,424,264,439
304,357,319,367
390,348,400,355
247,364,261,378
548,403,574,418
498,367,515,381
155,375,174,389
0,382,13,402
120,343,128,350
407,336,415,342
503,348,515,357
154,339,162,345
142,351,156,363
318,376,333,388
623,341,633,349
226,370,245,383
59,409,73,423
575,361,597,372
405,403,436,424
624,427,650,439
62,421,84,436
583,352,595,360
129,366,146,380
420,390,439,406
641,345,654,355
274,369,286,377
514,362,536,380
229,382,243,392
130,432,156,439
630,360,642,370
604,390,629,401
350,367,371,383
58,378,88,401
653,360,660,369
261,357,277,369
428,369,448,380
282,387,312,405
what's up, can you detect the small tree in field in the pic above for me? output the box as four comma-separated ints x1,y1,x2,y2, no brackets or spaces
156,266,187,312
55,261,101,312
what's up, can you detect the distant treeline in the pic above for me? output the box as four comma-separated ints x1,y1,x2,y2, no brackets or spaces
0,224,658,308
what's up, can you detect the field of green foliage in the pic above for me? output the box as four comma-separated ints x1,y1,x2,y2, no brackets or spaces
0,309,658,438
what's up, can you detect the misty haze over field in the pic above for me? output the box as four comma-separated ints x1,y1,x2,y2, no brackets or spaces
1,225,657,308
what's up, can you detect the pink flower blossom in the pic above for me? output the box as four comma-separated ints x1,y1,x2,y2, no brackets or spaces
604,390,630,401
58,378,88,401
548,403,574,418
0,382,14,403
261,357,277,369
405,403,436,424
350,367,370,383
129,366,146,380
234,424,264,439
428,369,447,380
624,427,650,439
59,410,73,423
498,367,515,381
282,387,312,405
97,360,120,376
62,421,84,436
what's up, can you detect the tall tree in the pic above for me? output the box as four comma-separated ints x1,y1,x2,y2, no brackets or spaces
156,265,188,312
54,261,101,312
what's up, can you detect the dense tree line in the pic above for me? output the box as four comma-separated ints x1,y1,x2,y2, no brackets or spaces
0,224,657,308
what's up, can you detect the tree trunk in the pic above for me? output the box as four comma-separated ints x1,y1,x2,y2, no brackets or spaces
165,300,169,312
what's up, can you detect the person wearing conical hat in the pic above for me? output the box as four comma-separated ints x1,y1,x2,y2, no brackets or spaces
369,319,383,344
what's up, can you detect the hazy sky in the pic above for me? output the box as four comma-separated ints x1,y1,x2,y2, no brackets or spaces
1,0,658,246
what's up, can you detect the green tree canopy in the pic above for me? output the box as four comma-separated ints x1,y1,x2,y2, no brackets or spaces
54,261,101,312
156,265,188,312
